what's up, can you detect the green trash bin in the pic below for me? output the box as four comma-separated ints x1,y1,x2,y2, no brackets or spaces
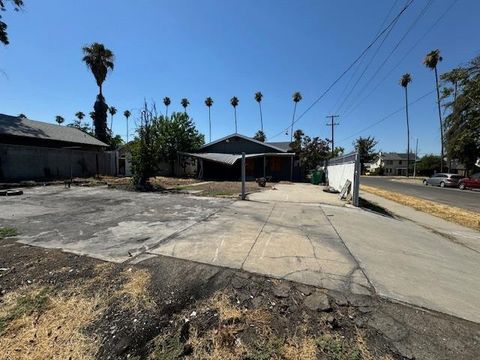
311,170,321,185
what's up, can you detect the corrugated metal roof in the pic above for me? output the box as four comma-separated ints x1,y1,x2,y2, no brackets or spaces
0,113,107,147
181,152,295,166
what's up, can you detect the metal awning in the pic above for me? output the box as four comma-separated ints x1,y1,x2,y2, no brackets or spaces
179,152,295,166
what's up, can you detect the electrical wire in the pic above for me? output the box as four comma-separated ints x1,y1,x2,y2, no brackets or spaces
268,0,415,140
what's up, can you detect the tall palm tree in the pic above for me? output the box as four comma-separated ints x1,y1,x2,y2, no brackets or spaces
230,96,239,133
205,97,214,142
423,49,444,171
82,42,115,142
123,110,131,143
400,73,412,177
109,106,117,132
163,97,171,117
75,111,85,122
255,91,264,132
181,98,190,114
55,115,65,125
290,92,302,141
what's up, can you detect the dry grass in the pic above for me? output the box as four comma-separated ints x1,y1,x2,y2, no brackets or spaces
283,337,317,360
0,287,105,360
116,268,155,310
361,185,480,231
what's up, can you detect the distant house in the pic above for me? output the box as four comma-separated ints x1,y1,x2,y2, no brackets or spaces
181,134,296,181
0,113,112,181
369,152,418,176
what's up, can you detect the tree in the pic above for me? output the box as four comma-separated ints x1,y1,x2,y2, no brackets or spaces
399,73,412,177
254,91,264,132
181,98,189,114
290,129,330,173
130,107,205,185
230,96,239,133
290,92,302,141
416,154,442,176
17,113,27,118
205,97,213,143
333,147,345,157
75,111,85,122
70,111,91,133
423,49,444,171
82,42,115,143
353,136,378,174
253,130,266,142
163,97,171,117
108,106,117,132
153,112,204,175
55,115,64,125
441,54,480,175
124,110,131,143
0,0,23,45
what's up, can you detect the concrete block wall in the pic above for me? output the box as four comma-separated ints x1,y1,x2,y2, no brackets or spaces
0,143,116,182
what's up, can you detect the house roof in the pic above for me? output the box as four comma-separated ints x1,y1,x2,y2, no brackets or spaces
380,152,417,160
199,133,289,153
180,152,294,166
0,113,107,147
265,141,291,152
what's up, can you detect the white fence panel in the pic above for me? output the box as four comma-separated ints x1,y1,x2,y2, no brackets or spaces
326,152,360,206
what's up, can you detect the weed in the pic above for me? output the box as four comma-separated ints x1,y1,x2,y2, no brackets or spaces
0,226,18,239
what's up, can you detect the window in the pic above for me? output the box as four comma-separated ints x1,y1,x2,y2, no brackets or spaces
386,160,393,165
398,160,402,165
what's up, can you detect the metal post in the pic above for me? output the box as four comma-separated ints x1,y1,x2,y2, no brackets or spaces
241,152,246,200
263,155,266,178
352,152,360,207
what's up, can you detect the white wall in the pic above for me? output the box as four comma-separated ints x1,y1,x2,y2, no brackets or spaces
327,162,355,193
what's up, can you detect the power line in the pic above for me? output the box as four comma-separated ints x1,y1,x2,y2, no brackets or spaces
343,0,457,118
329,0,400,113
336,89,435,144
268,0,415,140
341,0,433,116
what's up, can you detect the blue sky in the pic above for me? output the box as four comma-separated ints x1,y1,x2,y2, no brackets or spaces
1,0,478,155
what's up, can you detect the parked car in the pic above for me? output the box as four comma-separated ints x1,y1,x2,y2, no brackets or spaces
423,173,464,187
458,173,480,190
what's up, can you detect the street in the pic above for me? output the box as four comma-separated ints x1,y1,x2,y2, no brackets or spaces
362,176,480,212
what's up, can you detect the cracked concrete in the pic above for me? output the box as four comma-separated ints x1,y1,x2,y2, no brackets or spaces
2,184,480,324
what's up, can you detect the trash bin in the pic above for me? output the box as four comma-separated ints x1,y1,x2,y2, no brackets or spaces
311,170,321,185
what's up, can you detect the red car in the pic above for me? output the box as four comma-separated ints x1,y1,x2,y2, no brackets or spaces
458,173,480,190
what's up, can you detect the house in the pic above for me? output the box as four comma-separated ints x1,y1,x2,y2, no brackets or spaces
181,134,296,181
369,152,417,176
0,113,112,181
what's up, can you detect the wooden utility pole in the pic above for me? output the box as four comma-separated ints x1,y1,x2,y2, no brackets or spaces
326,115,340,157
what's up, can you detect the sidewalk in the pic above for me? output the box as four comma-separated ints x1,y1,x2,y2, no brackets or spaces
360,191,480,253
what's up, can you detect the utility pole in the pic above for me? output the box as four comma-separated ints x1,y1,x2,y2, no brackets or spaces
326,115,340,157
413,138,419,178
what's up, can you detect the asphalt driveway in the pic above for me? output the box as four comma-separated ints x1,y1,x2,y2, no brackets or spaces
362,176,480,212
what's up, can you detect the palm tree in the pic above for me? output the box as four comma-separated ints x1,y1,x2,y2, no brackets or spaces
109,106,117,133
230,96,239,133
290,92,302,141
163,97,171,117
82,42,115,142
181,98,190,114
55,115,65,125
423,49,444,171
89,111,96,132
255,91,264,132
400,73,412,177
75,111,85,122
205,97,214,142
123,110,131,143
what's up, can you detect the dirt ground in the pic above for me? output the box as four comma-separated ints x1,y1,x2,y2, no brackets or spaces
1,238,479,360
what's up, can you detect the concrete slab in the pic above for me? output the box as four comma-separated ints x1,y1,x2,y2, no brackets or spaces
150,200,372,294
4,186,230,262
248,183,345,206
325,205,480,323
